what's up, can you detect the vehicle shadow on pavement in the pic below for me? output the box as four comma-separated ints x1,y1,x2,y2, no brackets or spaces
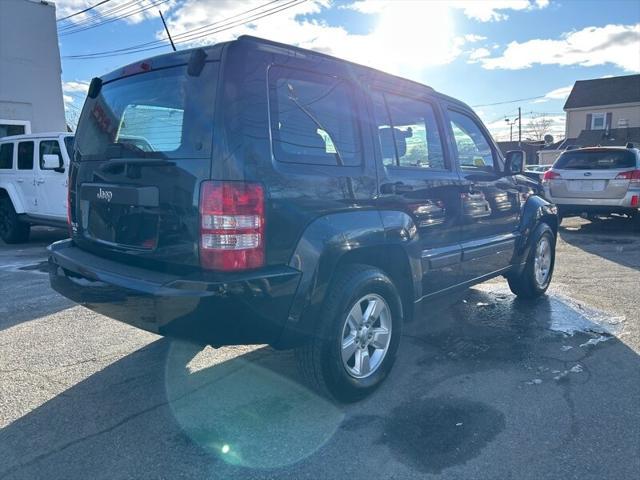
0,228,72,332
1,286,639,480
559,216,640,271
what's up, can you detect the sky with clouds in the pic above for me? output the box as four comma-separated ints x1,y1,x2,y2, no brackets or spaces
55,0,640,141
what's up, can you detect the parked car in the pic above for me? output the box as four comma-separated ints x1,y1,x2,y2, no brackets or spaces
523,164,551,183
0,132,74,243
542,145,640,225
48,36,558,402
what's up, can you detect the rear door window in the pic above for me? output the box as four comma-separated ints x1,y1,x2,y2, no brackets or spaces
449,110,497,174
372,92,446,169
269,66,362,167
17,141,34,170
0,143,13,169
39,140,63,169
555,150,636,170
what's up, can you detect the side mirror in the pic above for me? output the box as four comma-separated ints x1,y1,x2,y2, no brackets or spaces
43,154,64,173
505,150,525,175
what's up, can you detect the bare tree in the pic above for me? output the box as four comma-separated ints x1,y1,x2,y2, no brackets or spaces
525,114,553,141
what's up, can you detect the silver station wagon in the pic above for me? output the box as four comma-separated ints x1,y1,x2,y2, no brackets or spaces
542,145,640,227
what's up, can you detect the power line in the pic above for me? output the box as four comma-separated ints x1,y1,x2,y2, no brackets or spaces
57,0,113,22
59,0,172,36
471,95,547,108
58,0,139,29
62,0,307,60
64,0,299,58
59,1,141,31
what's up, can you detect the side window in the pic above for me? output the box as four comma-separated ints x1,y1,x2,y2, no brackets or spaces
269,66,362,166
373,92,445,169
17,141,34,170
39,140,63,169
449,110,496,174
0,143,13,169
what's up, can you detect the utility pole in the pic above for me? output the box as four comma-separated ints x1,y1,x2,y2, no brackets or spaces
505,117,518,142
518,107,522,146
159,10,176,52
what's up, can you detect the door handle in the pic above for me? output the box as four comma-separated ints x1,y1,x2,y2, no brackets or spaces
16,179,24,183
381,182,414,194
36,179,45,185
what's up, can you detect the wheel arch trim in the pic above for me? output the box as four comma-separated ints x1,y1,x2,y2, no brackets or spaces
276,209,420,348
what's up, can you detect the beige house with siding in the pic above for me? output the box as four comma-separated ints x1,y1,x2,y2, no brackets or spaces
538,74,640,165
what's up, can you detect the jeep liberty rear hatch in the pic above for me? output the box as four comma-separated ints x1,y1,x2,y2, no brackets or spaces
71,57,219,271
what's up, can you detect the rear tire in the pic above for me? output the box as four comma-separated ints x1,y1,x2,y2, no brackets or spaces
0,198,30,244
295,264,403,403
507,223,555,299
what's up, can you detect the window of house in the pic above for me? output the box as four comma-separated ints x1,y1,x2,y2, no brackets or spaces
449,110,496,173
269,66,362,167
591,113,606,130
39,140,62,169
372,92,445,169
0,143,13,169
17,141,34,170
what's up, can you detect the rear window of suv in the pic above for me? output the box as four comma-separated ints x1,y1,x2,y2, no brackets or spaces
555,150,636,170
74,63,218,161
268,66,362,167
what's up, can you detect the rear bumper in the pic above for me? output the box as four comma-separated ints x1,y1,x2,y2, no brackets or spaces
48,239,301,347
544,187,639,212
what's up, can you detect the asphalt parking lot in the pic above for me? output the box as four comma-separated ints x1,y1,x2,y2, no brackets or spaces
0,218,638,480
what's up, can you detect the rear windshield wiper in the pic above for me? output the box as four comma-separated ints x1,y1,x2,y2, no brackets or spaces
286,83,345,167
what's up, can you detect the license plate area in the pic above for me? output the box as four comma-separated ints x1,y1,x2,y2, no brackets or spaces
567,180,606,192
80,183,160,250
86,203,159,250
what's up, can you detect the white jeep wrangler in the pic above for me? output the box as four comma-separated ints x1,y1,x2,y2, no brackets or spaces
0,133,73,243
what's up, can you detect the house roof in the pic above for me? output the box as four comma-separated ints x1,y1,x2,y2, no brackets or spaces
574,127,640,147
564,74,640,109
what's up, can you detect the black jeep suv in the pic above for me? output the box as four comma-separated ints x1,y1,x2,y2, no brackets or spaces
49,36,558,402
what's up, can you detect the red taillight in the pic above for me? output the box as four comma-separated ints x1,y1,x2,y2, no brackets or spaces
615,169,640,184
631,195,639,207
542,169,561,182
199,181,265,271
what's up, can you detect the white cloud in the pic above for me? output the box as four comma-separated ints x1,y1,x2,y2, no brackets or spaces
468,47,491,62
452,0,547,22
62,80,89,93
480,24,640,72
62,80,89,107
349,0,548,22
161,1,474,76
464,34,488,43
54,0,173,25
533,84,573,103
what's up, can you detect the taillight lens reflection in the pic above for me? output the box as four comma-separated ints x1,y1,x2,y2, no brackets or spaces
542,169,561,182
199,181,265,271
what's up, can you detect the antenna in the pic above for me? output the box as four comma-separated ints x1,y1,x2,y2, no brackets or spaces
159,10,176,52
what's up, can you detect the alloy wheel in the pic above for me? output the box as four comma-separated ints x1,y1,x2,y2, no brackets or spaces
340,293,392,379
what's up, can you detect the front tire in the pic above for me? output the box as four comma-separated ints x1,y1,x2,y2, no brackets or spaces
0,198,30,244
295,264,403,403
507,223,555,299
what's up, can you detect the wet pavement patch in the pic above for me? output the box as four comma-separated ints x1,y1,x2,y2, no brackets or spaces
380,397,505,474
